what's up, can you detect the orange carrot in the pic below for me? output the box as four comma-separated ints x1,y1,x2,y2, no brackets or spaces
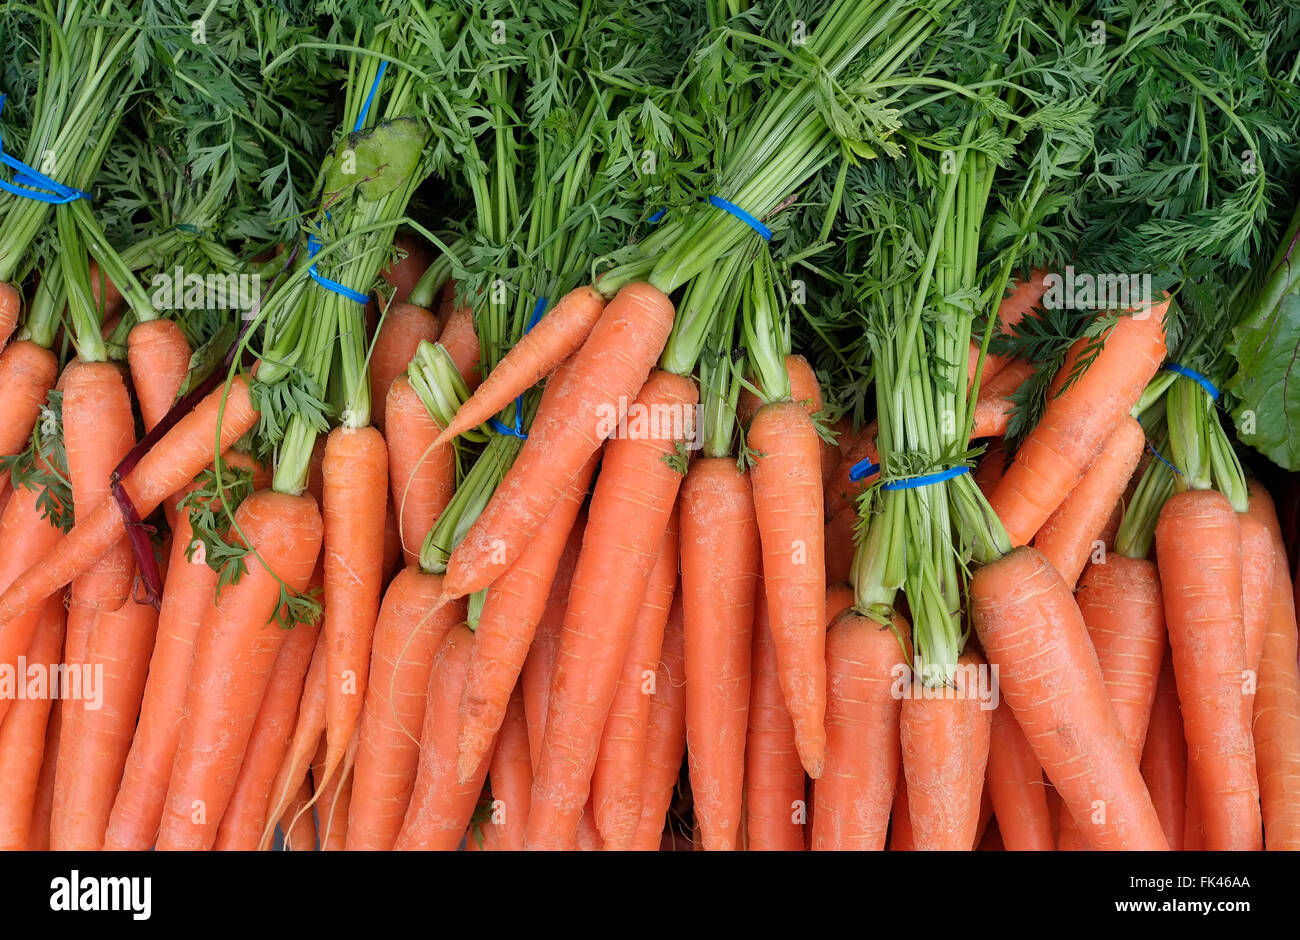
986,700,1054,851
970,358,1034,439
1255,522,1300,850
25,700,61,850
437,304,482,391
385,376,454,567
370,302,440,432
126,319,191,432
972,546,1169,850
380,234,431,305
899,650,993,850
1239,504,1277,676
989,301,1168,546
483,685,532,851
1140,651,1186,851
394,624,487,850
737,353,824,427
321,426,389,784
748,401,827,778
280,774,317,851
630,594,687,851
974,440,1006,498
346,569,465,850
823,505,857,587
155,490,323,850
0,281,19,348
443,283,676,599
592,506,680,849
824,582,855,629
261,638,329,850
313,731,356,851
969,269,1050,384
813,611,909,851
0,341,58,494
456,454,598,782
524,369,696,850
435,285,606,446
825,420,879,517
1154,489,1260,850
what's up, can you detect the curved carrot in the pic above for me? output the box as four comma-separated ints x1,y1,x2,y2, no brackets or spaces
0,341,58,494
456,453,598,782
1140,652,1186,850
972,546,1168,850
1255,522,1300,849
394,624,487,850
156,489,323,850
592,506,680,849
385,376,453,567
986,700,1054,851
679,459,759,851
444,282,676,599
1154,489,1260,850
630,593,687,851
813,611,909,851
437,304,482,391
482,685,532,851
436,285,606,446
261,639,329,850
0,375,260,625
370,302,440,432
749,401,827,778
970,359,1034,439
524,370,695,849
321,425,389,784
737,353,824,427
0,280,19,348
346,568,465,850
899,650,992,850
127,319,191,432
989,301,1168,546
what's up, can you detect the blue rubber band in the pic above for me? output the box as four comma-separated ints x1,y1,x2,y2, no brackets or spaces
354,61,389,132
1163,363,1220,401
707,195,772,241
848,458,880,482
306,234,370,304
881,465,970,491
0,95,91,205
488,297,549,440
647,208,667,224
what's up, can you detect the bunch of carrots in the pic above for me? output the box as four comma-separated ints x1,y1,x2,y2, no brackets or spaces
0,0,1298,853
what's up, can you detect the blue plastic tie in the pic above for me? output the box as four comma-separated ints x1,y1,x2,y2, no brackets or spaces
881,465,970,491
489,297,549,440
1163,363,1220,401
354,61,389,132
306,234,370,304
707,195,772,241
848,458,880,482
1145,440,1183,478
647,208,667,224
0,95,91,205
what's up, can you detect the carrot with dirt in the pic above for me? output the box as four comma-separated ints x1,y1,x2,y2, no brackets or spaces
972,546,1169,850
1154,489,1260,850
592,507,680,849
813,611,910,851
524,369,696,850
986,700,1054,851
1140,652,1186,851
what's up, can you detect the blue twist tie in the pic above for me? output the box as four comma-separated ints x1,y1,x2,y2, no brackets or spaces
306,234,370,304
647,208,667,224
848,458,880,482
0,95,91,205
489,296,549,440
1163,363,1220,401
354,61,389,132
1145,440,1183,478
707,195,771,241
881,465,970,491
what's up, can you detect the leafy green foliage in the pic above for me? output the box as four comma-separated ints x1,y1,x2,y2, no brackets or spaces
0,390,73,532
176,461,256,592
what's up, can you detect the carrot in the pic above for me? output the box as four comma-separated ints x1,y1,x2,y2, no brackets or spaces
989,301,1168,546
483,684,532,851
1154,489,1260,850
25,702,61,850
748,401,827,778
313,732,356,851
825,420,879,517
380,234,431,305
630,593,687,851
261,639,329,850
155,489,323,851
49,583,161,849
346,569,465,850
969,269,1050,385
970,358,1034,439
0,341,57,494
370,302,440,432
126,319,191,432
1033,416,1145,588
972,546,1169,850
437,304,482,391
0,597,65,850
394,624,487,850
456,455,598,783
679,459,759,851
1239,507,1277,676
813,611,909,851
1058,555,1166,850
87,259,124,322
592,506,680,849
825,582,855,629
524,368,696,850
736,353,824,427
280,775,318,851
974,440,1006,498
62,359,137,613
743,584,806,851
899,650,992,850
0,374,260,625
823,505,857,587
212,591,322,852
1255,525,1300,849
986,700,1054,851
443,283,677,600
386,376,454,567
321,425,389,785
435,285,606,446
0,280,19,348
1140,651,1186,850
